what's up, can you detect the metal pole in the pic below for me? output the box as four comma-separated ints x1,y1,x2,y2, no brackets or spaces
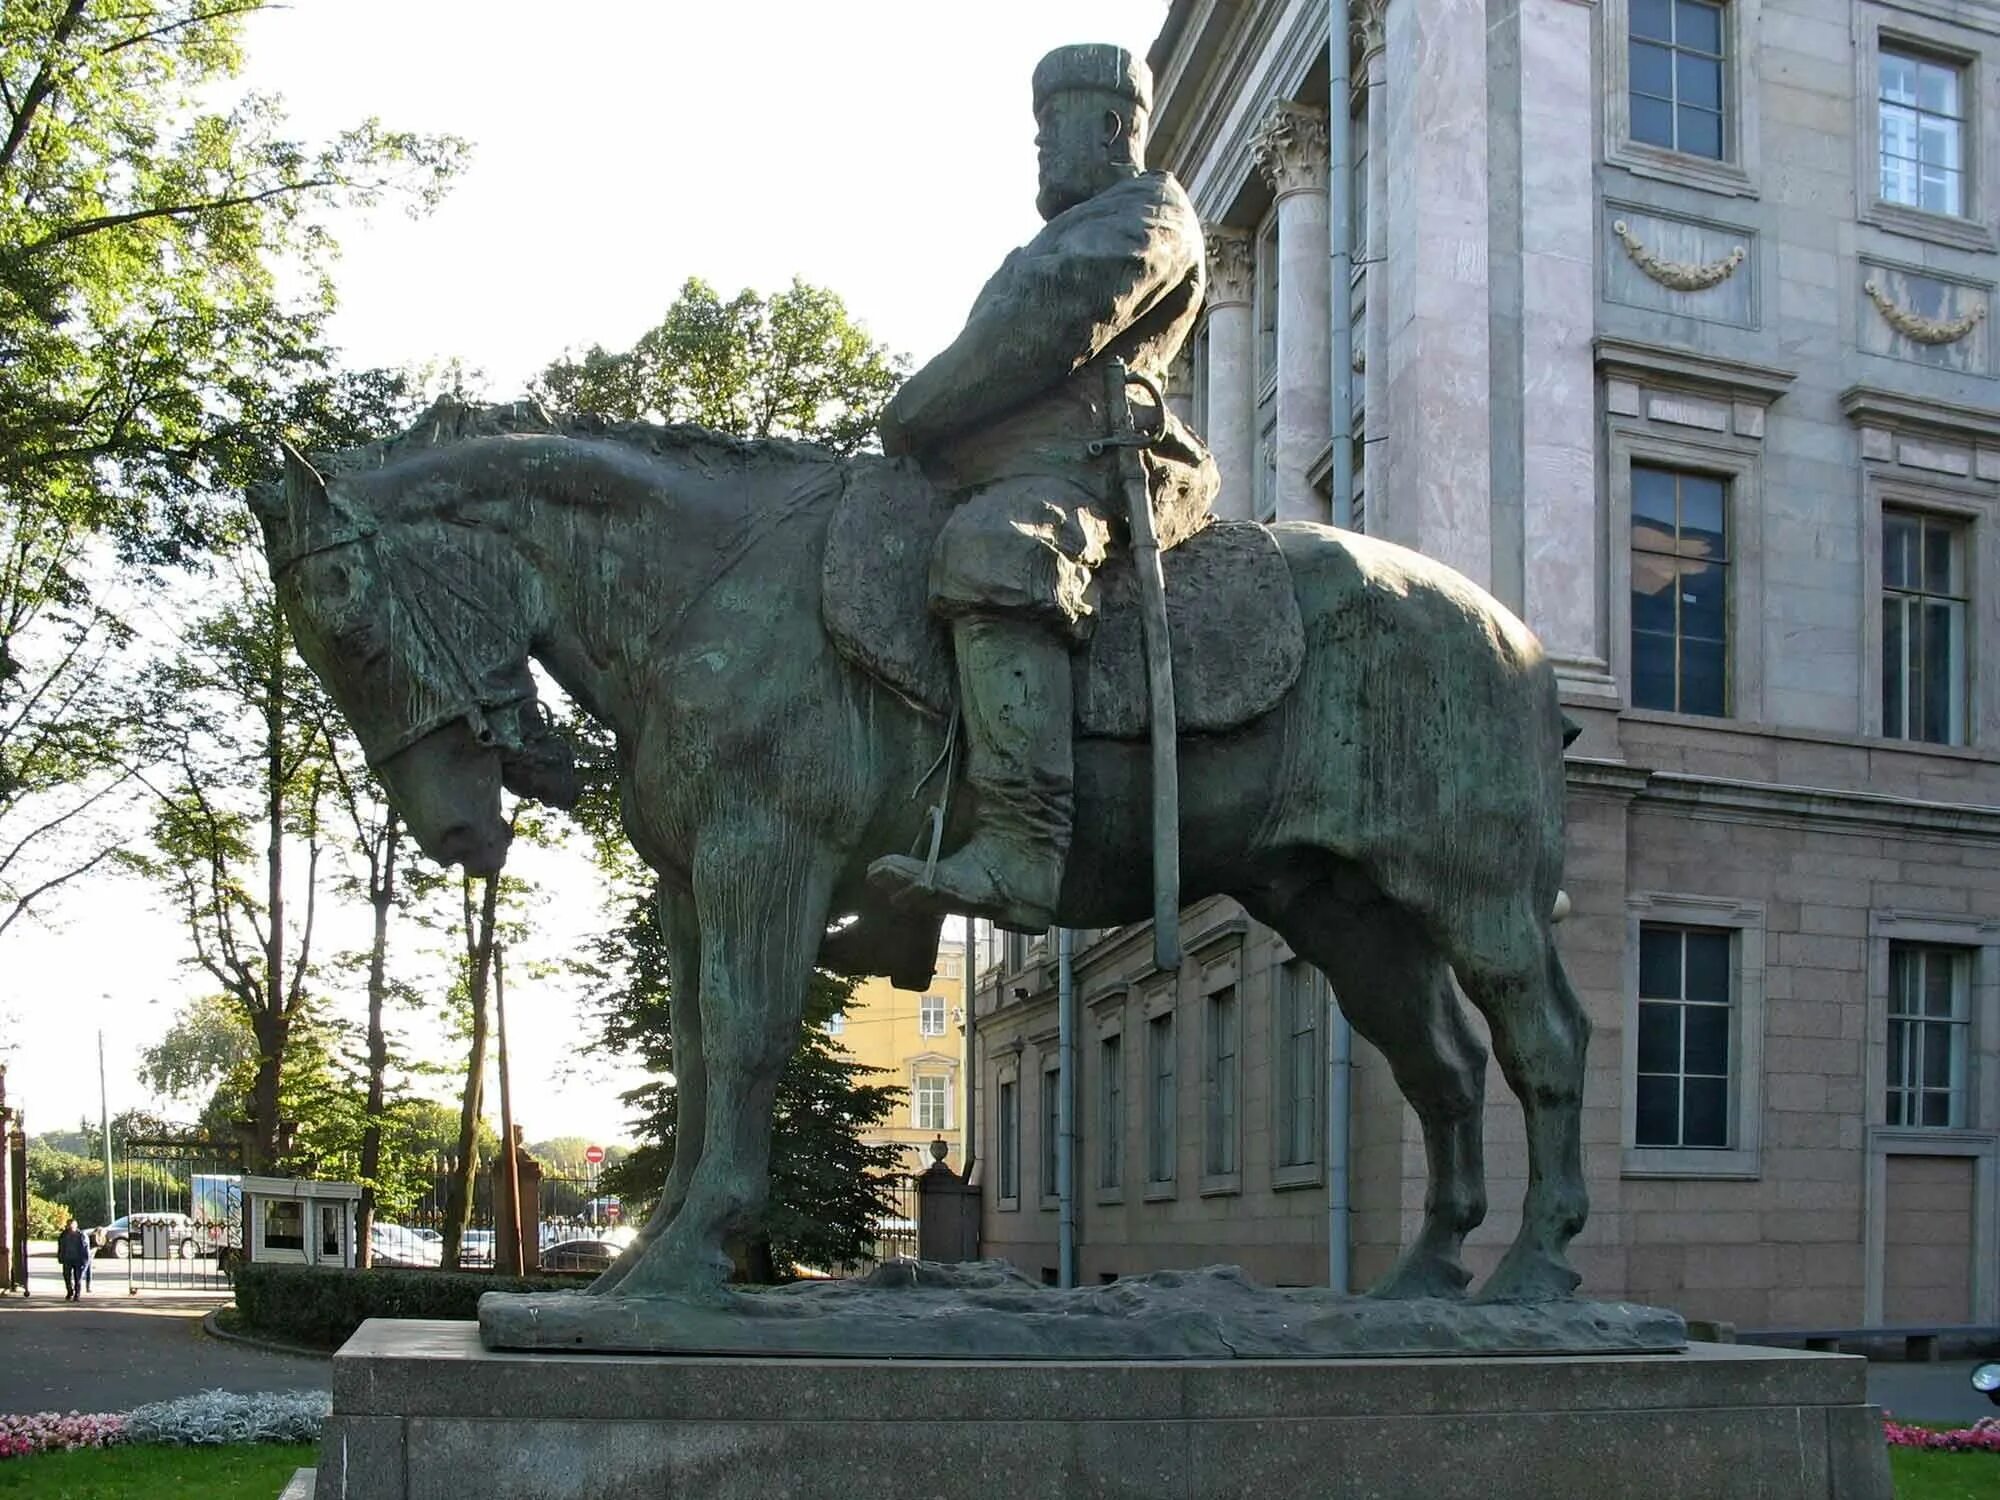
1326,0,1357,1293
1056,926,1077,1289
961,917,978,1178
1329,0,1356,529
494,944,523,1275
98,1030,114,1224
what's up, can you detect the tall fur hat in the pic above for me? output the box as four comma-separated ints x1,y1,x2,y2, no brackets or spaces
1032,44,1153,115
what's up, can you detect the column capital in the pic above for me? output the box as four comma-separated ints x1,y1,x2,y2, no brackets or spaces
1254,101,1328,200
1353,0,1390,61
1203,224,1254,306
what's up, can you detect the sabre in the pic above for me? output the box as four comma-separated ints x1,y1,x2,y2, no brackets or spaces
1089,358,1181,972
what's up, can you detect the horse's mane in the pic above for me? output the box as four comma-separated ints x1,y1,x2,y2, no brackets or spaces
321,395,839,479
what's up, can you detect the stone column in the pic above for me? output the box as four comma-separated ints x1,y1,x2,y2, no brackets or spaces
1201,225,1256,521
1518,0,1605,682
1255,101,1332,525
1380,0,1490,585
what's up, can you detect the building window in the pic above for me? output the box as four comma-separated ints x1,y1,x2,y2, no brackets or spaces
1098,1033,1123,1191
1630,0,1727,160
1635,925,1733,1149
1278,961,1321,1169
1040,1065,1061,1202
914,1072,947,1132
920,993,946,1036
1882,510,1968,747
824,1011,845,1037
1888,944,1972,1129
1631,463,1728,716
262,1199,305,1252
997,1079,1019,1202
1203,986,1239,1177
1880,48,1966,218
1146,1011,1176,1185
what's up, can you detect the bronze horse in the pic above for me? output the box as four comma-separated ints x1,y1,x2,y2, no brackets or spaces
252,398,1589,1303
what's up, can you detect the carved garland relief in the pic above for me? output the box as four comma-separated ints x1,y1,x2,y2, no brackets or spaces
1611,220,1746,292
1863,279,1988,346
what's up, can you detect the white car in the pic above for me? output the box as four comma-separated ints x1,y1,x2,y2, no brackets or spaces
369,1223,443,1268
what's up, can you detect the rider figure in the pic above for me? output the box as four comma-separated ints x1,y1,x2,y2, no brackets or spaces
867,43,1218,934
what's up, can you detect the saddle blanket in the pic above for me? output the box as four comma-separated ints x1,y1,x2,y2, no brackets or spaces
821,458,1305,740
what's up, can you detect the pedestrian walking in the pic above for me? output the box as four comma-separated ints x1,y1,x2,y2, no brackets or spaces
56,1219,89,1300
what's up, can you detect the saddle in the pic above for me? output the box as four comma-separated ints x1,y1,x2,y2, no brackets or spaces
821,458,1304,739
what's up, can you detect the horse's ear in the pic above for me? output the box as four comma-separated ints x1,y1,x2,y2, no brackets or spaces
280,440,329,510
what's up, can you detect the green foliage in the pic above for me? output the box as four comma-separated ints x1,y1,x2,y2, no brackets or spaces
1888,1444,2000,1498
232,1261,582,1349
534,276,906,456
0,1443,317,1498
0,0,462,944
26,1137,181,1225
591,883,905,1279
525,1136,626,1173
25,1191,67,1238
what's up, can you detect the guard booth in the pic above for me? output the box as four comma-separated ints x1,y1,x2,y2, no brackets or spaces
242,1176,362,1268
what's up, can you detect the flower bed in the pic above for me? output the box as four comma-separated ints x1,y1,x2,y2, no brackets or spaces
0,1390,326,1461
1883,1415,2000,1453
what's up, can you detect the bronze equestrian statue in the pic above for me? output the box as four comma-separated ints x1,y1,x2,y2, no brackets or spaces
251,44,1590,1306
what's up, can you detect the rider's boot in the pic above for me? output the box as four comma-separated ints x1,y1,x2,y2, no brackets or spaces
868,614,1072,933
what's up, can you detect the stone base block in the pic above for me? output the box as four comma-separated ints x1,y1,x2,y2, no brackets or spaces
317,1319,1892,1500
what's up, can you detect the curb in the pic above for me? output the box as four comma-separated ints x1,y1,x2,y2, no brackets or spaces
198,1306,333,1360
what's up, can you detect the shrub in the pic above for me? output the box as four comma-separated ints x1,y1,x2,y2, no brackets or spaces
25,1193,68,1239
233,1263,584,1348
122,1390,330,1446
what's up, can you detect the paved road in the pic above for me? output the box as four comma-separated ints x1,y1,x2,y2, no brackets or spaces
0,1248,326,1413
1867,1356,1999,1426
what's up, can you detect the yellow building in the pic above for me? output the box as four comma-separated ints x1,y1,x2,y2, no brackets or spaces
829,948,967,1177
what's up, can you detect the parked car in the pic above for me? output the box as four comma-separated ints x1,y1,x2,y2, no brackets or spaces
538,1238,622,1273
460,1230,495,1267
369,1223,444,1268
90,1214,200,1261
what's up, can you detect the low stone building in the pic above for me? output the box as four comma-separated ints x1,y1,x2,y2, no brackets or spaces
971,0,2000,1329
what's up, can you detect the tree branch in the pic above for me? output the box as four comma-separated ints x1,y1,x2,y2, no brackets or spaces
0,843,120,940
97,3,276,60
0,0,89,179
22,177,347,254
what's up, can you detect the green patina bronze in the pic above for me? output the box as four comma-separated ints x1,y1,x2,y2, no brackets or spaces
249,43,1591,1314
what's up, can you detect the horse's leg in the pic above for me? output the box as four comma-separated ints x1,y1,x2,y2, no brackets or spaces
614,820,835,1295
591,880,705,1294
1251,883,1489,1299
1454,924,1590,1302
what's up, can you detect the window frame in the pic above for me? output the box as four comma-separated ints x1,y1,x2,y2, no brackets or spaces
995,1065,1021,1211
1096,1028,1125,1200
1273,958,1324,1188
1860,472,1990,749
1622,894,1766,1179
1143,989,1179,1199
1608,421,1765,725
1633,923,1737,1149
913,1071,949,1134
1886,941,1975,1129
1627,0,1729,162
1629,461,1734,718
1880,506,1972,747
1200,981,1241,1192
1602,0,1760,198
1038,1058,1062,1210
1857,11,1997,254
919,993,947,1037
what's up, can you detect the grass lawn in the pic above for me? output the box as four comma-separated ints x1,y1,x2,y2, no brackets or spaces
1887,1446,2000,1498
0,1444,314,1498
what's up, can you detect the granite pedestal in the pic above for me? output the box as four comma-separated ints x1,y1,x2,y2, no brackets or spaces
315,1319,1891,1499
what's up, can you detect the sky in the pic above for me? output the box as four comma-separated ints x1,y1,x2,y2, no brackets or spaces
2,0,1167,1150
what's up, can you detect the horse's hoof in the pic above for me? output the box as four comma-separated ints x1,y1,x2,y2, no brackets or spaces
1365,1252,1472,1301
1474,1245,1582,1304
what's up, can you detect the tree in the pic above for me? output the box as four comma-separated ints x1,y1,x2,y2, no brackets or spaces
0,2,463,946
533,277,905,455
136,558,336,1172
590,884,905,1280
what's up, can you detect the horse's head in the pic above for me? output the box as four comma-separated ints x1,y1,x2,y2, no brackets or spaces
249,443,579,875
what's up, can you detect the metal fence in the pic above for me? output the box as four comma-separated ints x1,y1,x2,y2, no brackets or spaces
107,1137,244,1292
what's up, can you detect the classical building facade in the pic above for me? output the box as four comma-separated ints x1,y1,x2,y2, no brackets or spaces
833,952,968,1177
971,0,2000,1328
